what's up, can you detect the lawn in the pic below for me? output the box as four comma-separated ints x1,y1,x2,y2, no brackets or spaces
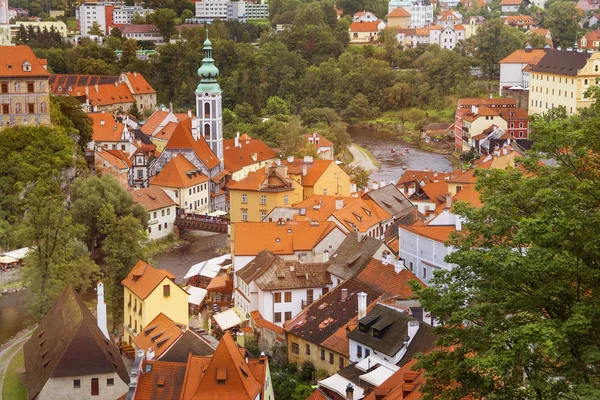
2,348,27,400
65,17,76,30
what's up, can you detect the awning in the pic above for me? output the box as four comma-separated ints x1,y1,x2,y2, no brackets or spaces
0,256,18,264
207,276,233,293
318,375,364,399
213,309,242,330
208,210,227,216
359,365,398,387
2,247,30,260
187,286,208,305
184,254,232,279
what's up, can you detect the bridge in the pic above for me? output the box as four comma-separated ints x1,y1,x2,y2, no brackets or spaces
174,215,229,234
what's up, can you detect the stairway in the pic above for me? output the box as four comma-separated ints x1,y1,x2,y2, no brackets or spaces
119,343,136,360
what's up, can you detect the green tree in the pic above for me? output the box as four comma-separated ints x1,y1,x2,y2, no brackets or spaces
21,188,98,320
100,209,148,330
473,18,526,77
129,101,141,119
131,12,147,24
342,164,370,189
88,21,104,36
264,96,290,115
342,93,376,121
50,95,93,150
543,0,582,47
75,57,116,75
151,8,177,42
181,9,194,20
121,38,139,67
414,99,600,398
110,26,123,39
241,30,252,43
70,175,148,261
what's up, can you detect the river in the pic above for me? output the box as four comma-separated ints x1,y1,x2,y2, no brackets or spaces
348,126,454,184
0,290,29,347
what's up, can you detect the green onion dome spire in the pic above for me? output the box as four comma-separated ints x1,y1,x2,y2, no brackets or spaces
196,28,221,93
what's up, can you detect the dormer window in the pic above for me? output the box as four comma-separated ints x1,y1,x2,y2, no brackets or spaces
22,62,32,72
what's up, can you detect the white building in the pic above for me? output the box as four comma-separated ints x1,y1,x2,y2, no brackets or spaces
235,251,333,326
112,5,153,25
195,0,232,22
398,211,460,283
120,24,164,45
77,2,110,36
353,10,378,22
389,0,434,28
245,1,269,20
498,46,546,95
195,0,268,22
429,24,465,50
131,186,178,240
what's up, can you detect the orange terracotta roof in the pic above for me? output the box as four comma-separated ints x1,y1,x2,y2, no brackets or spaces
437,10,459,20
121,260,178,300
499,49,546,64
233,221,339,256
150,154,209,189
130,186,177,211
349,20,383,32
291,194,358,221
356,258,425,298
51,75,135,106
529,27,549,37
133,359,187,400
455,24,465,30
96,149,131,170
415,28,430,35
239,133,252,141
141,110,172,135
306,389,331,400
388,237,399,254
206,275,233,292
153,121,179,142
174,112,192,121
320,300,378,356
134,313,185,359
500,0,522,5
451,184,482,209
250,310,284,335
505,15,533,25
223,138,277,173
165,119,220,170
413,180,449,206
124,71,156,95
388,7,411,17
502,107,529,120
304,132,334,147
180,333,263,400
89,113,126,142
363,358,424,400
457,98,516,107
227,166,296,192
284,159,336,187
396,170,454,186
448,160,492,184
0,45,50,78
401,223,456,243
330,198,392,232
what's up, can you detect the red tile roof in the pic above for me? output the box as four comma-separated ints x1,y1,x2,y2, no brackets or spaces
133,359,187,400
96,149,132,170
150,154,209,189
401,223,456,243
223,138,277,173
164,119,220,170
356,258,425,298
250,310,284,335
89,113,127,142
284,159,336,187
121,260,178,300
505,15,534,25
0,45,50,78
349,20,383,32
388,7,411,17
180,333,263,400
134,313,185,359
124,71,156,95
233,220,339,256
304,132,334,148
50,74,135,106
499,49,546,64
130,186,177,211
141,110,172,136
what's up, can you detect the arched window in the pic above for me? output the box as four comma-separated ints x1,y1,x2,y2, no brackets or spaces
204,102,210,117
519,122,523,128
204,123,210,138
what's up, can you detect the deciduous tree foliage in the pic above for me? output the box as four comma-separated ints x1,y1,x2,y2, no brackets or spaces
50,95,93,150
543,0,583,48
415,99,600,399
472,18,525,77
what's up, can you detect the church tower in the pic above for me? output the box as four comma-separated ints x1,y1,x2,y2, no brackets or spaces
192,29,223,165
0,0,12,46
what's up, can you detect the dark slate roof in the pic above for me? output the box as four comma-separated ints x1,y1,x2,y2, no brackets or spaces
337,363,364,386
23,286,130,400
363,184,416,220
236,250,278,284
133,128,154,145
398,319,438,368
528,49,591,76
285,279,383,345
255,259,331,291
326,233,384,280
158,331,216,363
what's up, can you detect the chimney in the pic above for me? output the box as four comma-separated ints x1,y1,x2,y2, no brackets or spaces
324,250,330,262
126,350,146,400
346,383,355,400
489,93,493,99
455,216,463,231
380,180,385,188
287,155,294,163
234,132,239,148
100,119,105,126
341,288,348,301
335,198,344,210
146,348,155,361
382,253,389,265
169,102,173,113
445,193,452,210
471,104,478,114
395,258,403,274
187,109,192,118
96,281,109,339
372,181,378,190
303,155,313,163
407,320,420,342
357,292,367,320
302,165,308,176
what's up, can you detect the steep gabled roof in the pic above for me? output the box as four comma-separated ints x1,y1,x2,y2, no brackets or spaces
23,286,129,400
388,7,411,17
124,71,156,94
89,112,127,142
121,260,180,300
164,119,220,170
158,331,216,363
134,313,185,359
130,186,177,211
96,149,132,170
327,233,385,280
355,258,425,299
349,20,383,32
150,154,209,189
0,45,50,78
223,138,277,173
133,359,187,400
180,333,263,400
363,184,415,219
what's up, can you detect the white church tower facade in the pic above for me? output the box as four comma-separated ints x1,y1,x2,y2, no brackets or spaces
192,29,223,166
0,0,12,46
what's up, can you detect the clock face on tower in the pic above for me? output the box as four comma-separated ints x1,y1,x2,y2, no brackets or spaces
205,93,209,96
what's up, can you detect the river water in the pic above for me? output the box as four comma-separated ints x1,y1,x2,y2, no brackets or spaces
348,126,454,184
0,290,29,347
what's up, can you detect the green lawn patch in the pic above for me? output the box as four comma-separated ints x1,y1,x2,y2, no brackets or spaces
66,17,76,29
2,348,27,400
0,279,23,292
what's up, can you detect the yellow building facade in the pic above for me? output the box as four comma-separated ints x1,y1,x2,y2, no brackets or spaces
122,261,189,344
529,51,600,116
286,159,353,199
287,333,349,377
